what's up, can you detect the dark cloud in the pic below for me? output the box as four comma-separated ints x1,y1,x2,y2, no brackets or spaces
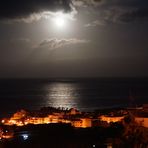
0,0,148,23
73,0,102,7
118,8,148,23
0,0,72,20
0,0,104,20
92,0,148,24
110,0,148,23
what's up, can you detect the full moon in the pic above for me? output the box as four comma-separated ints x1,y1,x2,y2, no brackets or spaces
54,14,66,28
55,17,65,27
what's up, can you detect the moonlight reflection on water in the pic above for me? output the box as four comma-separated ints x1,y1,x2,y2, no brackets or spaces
45,83,79,109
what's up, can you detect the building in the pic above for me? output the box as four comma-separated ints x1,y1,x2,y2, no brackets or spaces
71,118,92,128
100,116,124,123
135,117,148,128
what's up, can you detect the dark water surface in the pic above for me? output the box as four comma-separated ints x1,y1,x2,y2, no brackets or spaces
0,78,148,117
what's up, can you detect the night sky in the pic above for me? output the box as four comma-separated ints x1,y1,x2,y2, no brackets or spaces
0,0,148,78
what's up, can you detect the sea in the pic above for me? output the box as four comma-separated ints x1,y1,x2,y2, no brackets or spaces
0,78,148,118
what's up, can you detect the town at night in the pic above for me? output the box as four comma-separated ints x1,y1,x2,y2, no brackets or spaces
0,0,148,147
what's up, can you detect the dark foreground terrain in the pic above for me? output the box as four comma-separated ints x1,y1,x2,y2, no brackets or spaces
0,122,148,148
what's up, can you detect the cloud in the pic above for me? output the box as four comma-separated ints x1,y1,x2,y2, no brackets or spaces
72,0,103,7
0,0,72,20
118,8,148,23
37,38,89,50
107,0,148,23
85,20,106,27
6,9,77,23
0,0,103,23
105,7,148,24
82,0,148,24
1,0,148,24
0,0,103,21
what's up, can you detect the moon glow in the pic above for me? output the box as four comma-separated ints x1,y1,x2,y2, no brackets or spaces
54,13,66,28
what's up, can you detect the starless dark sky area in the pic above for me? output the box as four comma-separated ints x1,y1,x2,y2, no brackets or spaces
0,0,148,78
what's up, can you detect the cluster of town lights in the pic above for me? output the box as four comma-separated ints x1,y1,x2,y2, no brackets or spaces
1,106,148,140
